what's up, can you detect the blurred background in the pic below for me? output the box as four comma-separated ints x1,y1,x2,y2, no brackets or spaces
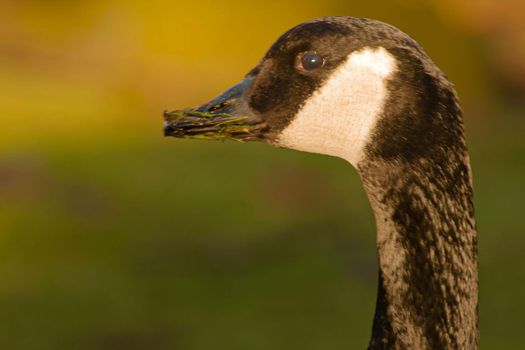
1,0,524,349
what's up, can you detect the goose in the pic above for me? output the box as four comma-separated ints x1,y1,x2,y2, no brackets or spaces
163,16,478,350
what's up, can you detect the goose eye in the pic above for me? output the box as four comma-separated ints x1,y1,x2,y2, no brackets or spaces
297,52,325,72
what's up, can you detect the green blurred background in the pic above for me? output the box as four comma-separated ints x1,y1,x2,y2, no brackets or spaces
1,1,524,349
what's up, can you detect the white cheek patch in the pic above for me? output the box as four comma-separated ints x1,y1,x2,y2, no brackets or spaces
276,47,397,167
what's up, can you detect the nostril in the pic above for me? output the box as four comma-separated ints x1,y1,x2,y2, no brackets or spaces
209,101,231,113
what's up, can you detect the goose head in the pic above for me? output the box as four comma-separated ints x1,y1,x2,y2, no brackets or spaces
164,16,460,170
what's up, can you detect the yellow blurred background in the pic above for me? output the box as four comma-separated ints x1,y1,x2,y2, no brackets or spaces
1,1,524,349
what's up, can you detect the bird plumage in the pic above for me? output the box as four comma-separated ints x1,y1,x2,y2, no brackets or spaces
164,16,478,350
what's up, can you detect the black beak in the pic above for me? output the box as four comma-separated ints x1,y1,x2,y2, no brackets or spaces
164,78,266,142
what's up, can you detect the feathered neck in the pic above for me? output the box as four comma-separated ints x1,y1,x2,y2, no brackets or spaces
357,69,478,349
360,154,477,349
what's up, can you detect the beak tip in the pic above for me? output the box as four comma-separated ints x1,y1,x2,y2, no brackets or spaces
163,122,176,137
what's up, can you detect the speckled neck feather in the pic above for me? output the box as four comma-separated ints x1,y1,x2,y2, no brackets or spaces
358,61,478,349
361,156,477,349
